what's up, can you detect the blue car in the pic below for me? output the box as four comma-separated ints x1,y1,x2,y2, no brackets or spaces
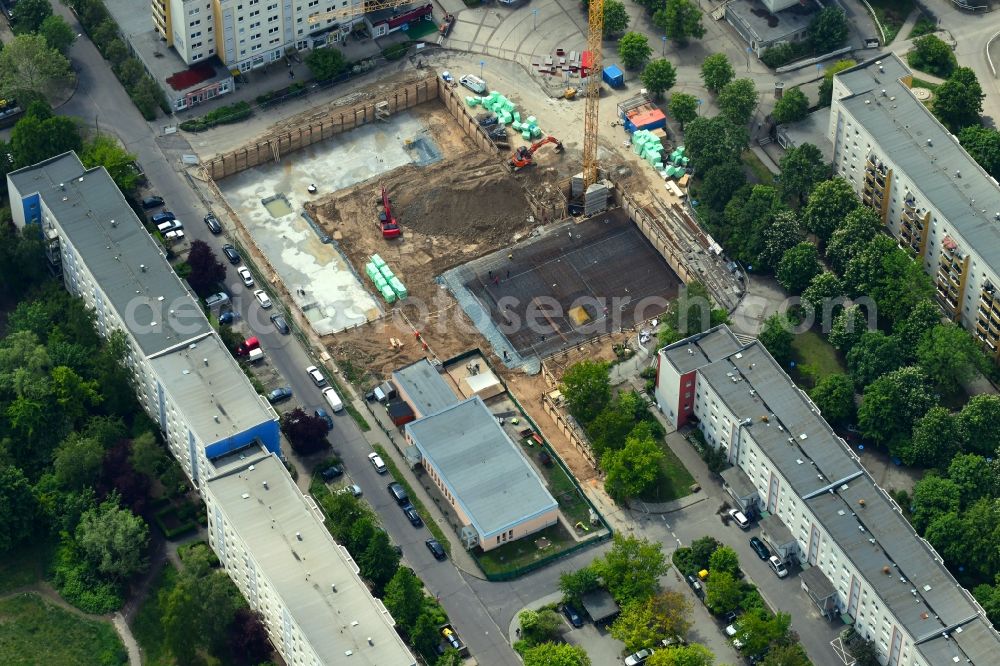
314,408,333,432
151,210,176,223
562,603,583,628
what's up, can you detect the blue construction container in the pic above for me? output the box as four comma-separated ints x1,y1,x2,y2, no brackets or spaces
602,65,624,88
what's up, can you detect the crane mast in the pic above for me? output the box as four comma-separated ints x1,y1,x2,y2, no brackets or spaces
583,0,604,188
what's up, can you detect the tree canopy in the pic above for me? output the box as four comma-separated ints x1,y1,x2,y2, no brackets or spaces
593,534,669,604
777,142,827,203
701,53,734,93
641,59,677,99
0,34,75,103
933,67,984,132
771,87,809,125
603,423,664,500
959,125,1000,180
561,360,611,424
522,642,591,666
684,115,748,172
668,92,698,129
809,374,855,425
602,0,630,37
758,313,793,365
610,590,692,653
717,78,758,125
808,6,848,53
907,34,957,77
305,47,347,81
801,177,859,246
619,32,653,70
858,366,935,454
776,242,821,294
916,323,985,394
653,0,705,45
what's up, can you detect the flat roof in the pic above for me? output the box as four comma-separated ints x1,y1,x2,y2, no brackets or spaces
835,54,1000,270
392,358,459,416
406,397,557,538
7,153,211,356
726,0,816,42
661,325,744,374
799,565,836,600
206,453,416,666
720,465,758,499
692,326,1000,660
149,334,276,446
580,588,619,623
759,513,794,546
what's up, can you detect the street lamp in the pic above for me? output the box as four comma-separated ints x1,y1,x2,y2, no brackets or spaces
480,60,485,78
661,35,667,57
531,8,538,30
746,46,751,72
696,98,702,115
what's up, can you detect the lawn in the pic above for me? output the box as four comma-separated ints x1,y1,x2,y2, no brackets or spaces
742,150,775,186
131,563,178,666
910,77,940,92
0,540,54,595
521,440,594,526
790,330,846,388
638,441,696,503
865,0,914,44
474,522,580,578
0,593,126,665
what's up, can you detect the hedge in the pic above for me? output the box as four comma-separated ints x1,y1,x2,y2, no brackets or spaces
179,101,253,132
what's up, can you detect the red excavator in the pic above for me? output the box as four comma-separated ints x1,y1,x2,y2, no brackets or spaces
377,185,401,239
509,136,564,171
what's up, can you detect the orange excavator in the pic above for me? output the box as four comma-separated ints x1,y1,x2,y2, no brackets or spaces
509,136,564,171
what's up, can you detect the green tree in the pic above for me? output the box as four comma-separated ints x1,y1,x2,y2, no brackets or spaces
384,567,424,631
76,497,149,582
757,210,805,270
39,15,76,54
933,67,985,132
116,58,144,88
810,374,855,425
907,34,957,77
825,206,883,274
698,163,745,211
603,0,630,37
163,562,242,662
0,34,75,103
684,115,749,172
760,642,811,666
725,184,787,264
603,424,664,499
53,434,105,490
358,529,400,595
894,300,942,360
305,47,347,80
717,78,758,125
959,125,1000,180
758,313,793,365
130,431,166,478
818,59,856,106
776,242,821,294
916,323,985,393
522,642,591,666
668,92,698,129
808,6,848,52
778,142,827,203
858,366,936,453
80,134,139,195
589,391,646,456
704,571,741,614
559,566,600,605
700,53,734,93
641,59,677,100
957,394,1000,457
594,534,669,604
104,39,128,68
659,281,729,344
802,177,859,246
0,465,37,553
846,330,904,387
708,546,740,577
948,453,995,507
736,609,792,657
902,406,961,468
772,87,809,125
653,0,705,46
519,608,564,646
410,610,442,661
648,644,715,666
9,110,82,168
13,0,53,33
802,271,845,319
185,239,227,298
561,360,611,424
610,591,692,653
973,579,1000,628
846,237,933,326
619,32,653,70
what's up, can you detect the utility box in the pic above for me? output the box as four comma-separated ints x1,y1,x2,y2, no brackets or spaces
602,65,624,88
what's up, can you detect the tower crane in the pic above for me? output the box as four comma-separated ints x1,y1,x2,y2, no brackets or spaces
306,0,414,23
582,0,604,188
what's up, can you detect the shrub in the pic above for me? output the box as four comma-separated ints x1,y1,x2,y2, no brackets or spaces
382,42,409,61
179,102,253,132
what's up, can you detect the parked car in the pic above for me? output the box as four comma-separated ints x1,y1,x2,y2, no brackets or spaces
368,452,387,474
306,365,327,387
624,648,655,666
725,623,744,650
337,484,363,498
321,465,343,481
164,229,185,243
728,508,751,529
156,219,183,234
254,289,272,309
141,195,164,209
768,555,789,578
402,503,423,527
205,292,231,309
749,536,770,560
218,311,236,325
460,74,487,94
562,603,583,628
151,210,176,223
204,213,222,234
686,574,704,599
267,386,293,404
270,313,290,334
237,266,254,287
223,244,241,265
425,538,446,561
314,408,333,431
387,482,409,505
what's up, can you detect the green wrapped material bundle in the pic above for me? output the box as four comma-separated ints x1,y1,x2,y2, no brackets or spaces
374,275,388,290
513,111,521,123
511,121,522,131
522,129,532,140
531,126,542,139
653,160,664,170
379,265,394,280
365,262,379,281
370,254,385,268
466,97,480,107
381,286,397,303
390,277,408,299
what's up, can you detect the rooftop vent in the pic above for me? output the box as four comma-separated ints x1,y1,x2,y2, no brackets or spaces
213,415,219,423
59,183,64,190
799,433,808,440
927,139,932,146
883,566,891,574
296,532,302,541
140,264,146,272
956,170,961,177
203,358,209,366
241,493,250,499
881,89,887,97
262,480,268,489
735,352,743,359
859,499,866,507
367,638,374,646
110,219,117,227
688,349,694,355
331,583,337,592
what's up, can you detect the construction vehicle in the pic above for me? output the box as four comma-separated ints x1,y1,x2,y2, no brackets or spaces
509,136,564,171
376,185,401,239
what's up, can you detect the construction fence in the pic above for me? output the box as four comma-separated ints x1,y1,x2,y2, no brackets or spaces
613,185,697,287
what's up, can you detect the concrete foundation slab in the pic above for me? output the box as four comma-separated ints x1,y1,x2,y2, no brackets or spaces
218,111,442,334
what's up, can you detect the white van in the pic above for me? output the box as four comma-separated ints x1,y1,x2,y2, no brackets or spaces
246,348,264,364
460,74,487,95
322,387,344,412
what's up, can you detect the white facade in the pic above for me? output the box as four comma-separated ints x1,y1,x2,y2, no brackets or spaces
828,54,1000,360
655,326,1000,666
